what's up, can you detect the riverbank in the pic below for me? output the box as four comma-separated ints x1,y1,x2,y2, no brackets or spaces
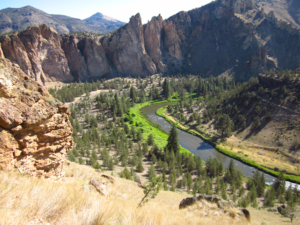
126,100,190,154
156,106,300,184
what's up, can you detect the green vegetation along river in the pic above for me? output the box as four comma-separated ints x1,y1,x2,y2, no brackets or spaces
141,102,300,189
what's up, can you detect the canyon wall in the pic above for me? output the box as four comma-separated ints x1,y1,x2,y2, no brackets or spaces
0,0,300,82
0,57,73,177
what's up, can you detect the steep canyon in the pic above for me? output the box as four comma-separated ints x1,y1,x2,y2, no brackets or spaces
0,0,299,84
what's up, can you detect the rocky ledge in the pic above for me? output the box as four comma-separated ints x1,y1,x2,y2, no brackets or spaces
0,57,73,177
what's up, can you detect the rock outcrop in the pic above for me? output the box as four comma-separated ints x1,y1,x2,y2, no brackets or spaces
61,35,111,80
101,13,157,77
179,194,250,221
179,194,234,209
0,24,74,84
0,57,73,177
1,0,300,82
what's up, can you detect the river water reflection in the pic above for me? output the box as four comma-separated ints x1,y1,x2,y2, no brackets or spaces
141,102,299,189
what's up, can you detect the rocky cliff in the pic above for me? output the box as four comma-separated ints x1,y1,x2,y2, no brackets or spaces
0,0,300,82
0,57,73,177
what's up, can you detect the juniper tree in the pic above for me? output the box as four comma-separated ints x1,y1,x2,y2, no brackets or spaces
166,125,180,155
215,114,234,137
147,134,154,146
273,172,286,196
221,186,228,200
138,176,162,207
120,167,132,180
148,164,157,181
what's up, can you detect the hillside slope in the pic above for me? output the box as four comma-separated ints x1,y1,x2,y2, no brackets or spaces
0,6,125,34
0,162,292,225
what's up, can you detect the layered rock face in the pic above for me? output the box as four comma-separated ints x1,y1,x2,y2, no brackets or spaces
102,13,157,77
0,58,73,177
0,24,74,84
1,0,300,82
61,35,111,80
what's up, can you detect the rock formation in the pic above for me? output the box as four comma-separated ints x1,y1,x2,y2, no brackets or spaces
179,194,234,209
101,13,157,77
0,24,74,84
0,57,73,177
1,0,300,82
179,194,250,221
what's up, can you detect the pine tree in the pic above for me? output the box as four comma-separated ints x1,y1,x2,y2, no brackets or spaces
78,157,84,164
163,182,168,191
264,187,275,207
215,177,220,195
162,78,172,99
239,186,245,197
130,86,136,102
233,193,237,203
120,167,132,180
221,186,228,200
193,180,198,197
138,176,162,207
215,114,234,137
136,159,144,172
273,172,286,196
166,125,180,155
148,164,156,181
187,172,192,193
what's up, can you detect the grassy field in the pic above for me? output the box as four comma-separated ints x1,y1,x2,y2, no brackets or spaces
126,100,190,154
0,162,296,225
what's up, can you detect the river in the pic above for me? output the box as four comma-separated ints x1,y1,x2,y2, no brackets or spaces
141,102,299,189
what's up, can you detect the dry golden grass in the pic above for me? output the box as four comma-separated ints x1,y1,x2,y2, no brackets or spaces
0,163,292,225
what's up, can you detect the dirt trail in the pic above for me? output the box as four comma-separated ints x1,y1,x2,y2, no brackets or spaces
65,89,112,108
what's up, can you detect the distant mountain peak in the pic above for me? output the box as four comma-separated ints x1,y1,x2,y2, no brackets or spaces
84,12,123,23
0,6,125,34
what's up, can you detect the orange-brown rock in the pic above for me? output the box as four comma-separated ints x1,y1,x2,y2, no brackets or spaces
0,34,34,78
0,24,74,84
1,0,300,82
101,13,157,77
61,35,112,80
0,57,73,177
144,15,166,72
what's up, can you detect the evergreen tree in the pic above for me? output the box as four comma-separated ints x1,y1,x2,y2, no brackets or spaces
163,182,168,191
166,125,180,155
215,114,234,137
264,187,275,207
221,186,228,200
273,172,286,196
193,180,198,197
78,157,84,165
120,167,132,180
138,176,162,207
187,172,193,193
162,78,172,99
130,86,137,102
147,134,154,146
148,164,157,181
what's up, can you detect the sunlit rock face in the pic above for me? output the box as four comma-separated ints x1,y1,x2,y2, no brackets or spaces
1,0,300,82
0,57,73,177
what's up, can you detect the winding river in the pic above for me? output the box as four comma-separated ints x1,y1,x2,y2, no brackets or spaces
141,102,299,189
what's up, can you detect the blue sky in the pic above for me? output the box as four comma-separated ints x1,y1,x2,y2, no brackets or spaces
0,0,212,23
